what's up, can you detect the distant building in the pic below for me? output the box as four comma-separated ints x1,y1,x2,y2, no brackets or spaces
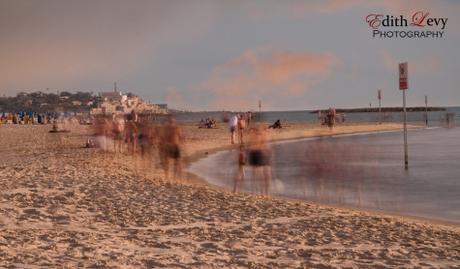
156,104,168,110
91,89,167,115
100,90,124,102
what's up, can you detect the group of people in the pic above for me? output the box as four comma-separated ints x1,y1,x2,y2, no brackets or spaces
198,117,217,129
227,113,272,195
0,112,54,125
229,113,247,144
319,108,347,130
233,124,272,195
90,112,184,181
319,107,337,130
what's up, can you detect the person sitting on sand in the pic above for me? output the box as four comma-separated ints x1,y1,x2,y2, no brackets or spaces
268,119,282,129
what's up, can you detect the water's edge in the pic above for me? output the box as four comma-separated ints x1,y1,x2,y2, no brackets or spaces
186,127,460,227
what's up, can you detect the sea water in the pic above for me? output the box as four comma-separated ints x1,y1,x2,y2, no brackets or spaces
174,106,460,126
188,127,460,223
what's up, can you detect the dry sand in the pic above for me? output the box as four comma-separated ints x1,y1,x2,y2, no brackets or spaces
0,122,459,268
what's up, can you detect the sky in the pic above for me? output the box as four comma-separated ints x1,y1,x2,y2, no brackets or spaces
1,0,459,111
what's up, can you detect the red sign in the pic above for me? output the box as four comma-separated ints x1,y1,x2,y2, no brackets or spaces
399,62,408,90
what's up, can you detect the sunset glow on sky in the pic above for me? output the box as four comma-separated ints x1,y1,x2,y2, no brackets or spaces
1,0,459,110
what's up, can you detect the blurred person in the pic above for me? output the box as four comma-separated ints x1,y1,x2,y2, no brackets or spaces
229,114,238,144
327,107,336,131
237,114,246,144
125,117,138,155
268,119,282,129
112,114,125,153
160,117,184,182
247,124,272,196
233,144,246,193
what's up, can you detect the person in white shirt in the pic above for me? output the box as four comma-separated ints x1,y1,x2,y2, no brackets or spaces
229,114,238,144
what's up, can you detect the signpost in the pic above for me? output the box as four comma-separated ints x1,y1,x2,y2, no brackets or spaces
378,89,382,124
399,62,408,169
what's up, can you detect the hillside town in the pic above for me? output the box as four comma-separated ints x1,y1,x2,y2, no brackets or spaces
0,85,168,124
90,87,167,115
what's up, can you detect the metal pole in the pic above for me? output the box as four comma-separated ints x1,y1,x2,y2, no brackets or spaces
403,90,408,169
379,98,382,124
425,95,428,126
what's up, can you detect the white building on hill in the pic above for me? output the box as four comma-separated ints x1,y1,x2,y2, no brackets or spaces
91,88,167,115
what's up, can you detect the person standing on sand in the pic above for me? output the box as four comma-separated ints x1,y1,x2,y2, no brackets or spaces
161,117,184,182
327,107,336,131
229,114,238,144
247,124,272,196
125,120,137,154
233,144,246,193
237,114,246,144
112,114,125,153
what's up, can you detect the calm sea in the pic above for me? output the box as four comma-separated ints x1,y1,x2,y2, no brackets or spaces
174,106,460,127
188,127,460,223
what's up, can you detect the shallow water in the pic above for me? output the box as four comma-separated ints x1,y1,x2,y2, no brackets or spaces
188,127,460,223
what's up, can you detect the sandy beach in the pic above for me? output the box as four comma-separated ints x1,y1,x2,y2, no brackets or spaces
0,122,459,268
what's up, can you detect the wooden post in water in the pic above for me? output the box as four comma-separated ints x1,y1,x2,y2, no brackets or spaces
378,89,382,124
425,95,428,127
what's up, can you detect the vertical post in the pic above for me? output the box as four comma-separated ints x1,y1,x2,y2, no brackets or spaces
258,100,261,112
399,62,409,169
403,90,408,169
425,95,428,126
378,90,382,124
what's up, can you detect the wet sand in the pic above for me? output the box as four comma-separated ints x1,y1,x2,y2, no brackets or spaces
0,123,459,268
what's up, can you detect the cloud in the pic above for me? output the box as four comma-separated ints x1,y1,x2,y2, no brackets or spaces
199,49,339,110
165,87,187,110
0,0,217,94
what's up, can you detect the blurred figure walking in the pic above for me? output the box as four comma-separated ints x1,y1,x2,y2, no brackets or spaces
229,114,238,144
160,117,184,182
247,124,272,196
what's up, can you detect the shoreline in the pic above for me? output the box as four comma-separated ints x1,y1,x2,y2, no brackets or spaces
185,124,460,229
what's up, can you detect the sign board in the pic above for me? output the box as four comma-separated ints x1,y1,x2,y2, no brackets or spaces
399,62,408,90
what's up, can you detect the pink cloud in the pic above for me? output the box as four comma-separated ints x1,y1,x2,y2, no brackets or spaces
200,49,339,110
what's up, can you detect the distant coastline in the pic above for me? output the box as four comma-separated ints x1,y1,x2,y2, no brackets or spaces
310,106,447,113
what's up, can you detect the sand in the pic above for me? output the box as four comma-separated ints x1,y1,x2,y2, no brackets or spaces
0,122,459,268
